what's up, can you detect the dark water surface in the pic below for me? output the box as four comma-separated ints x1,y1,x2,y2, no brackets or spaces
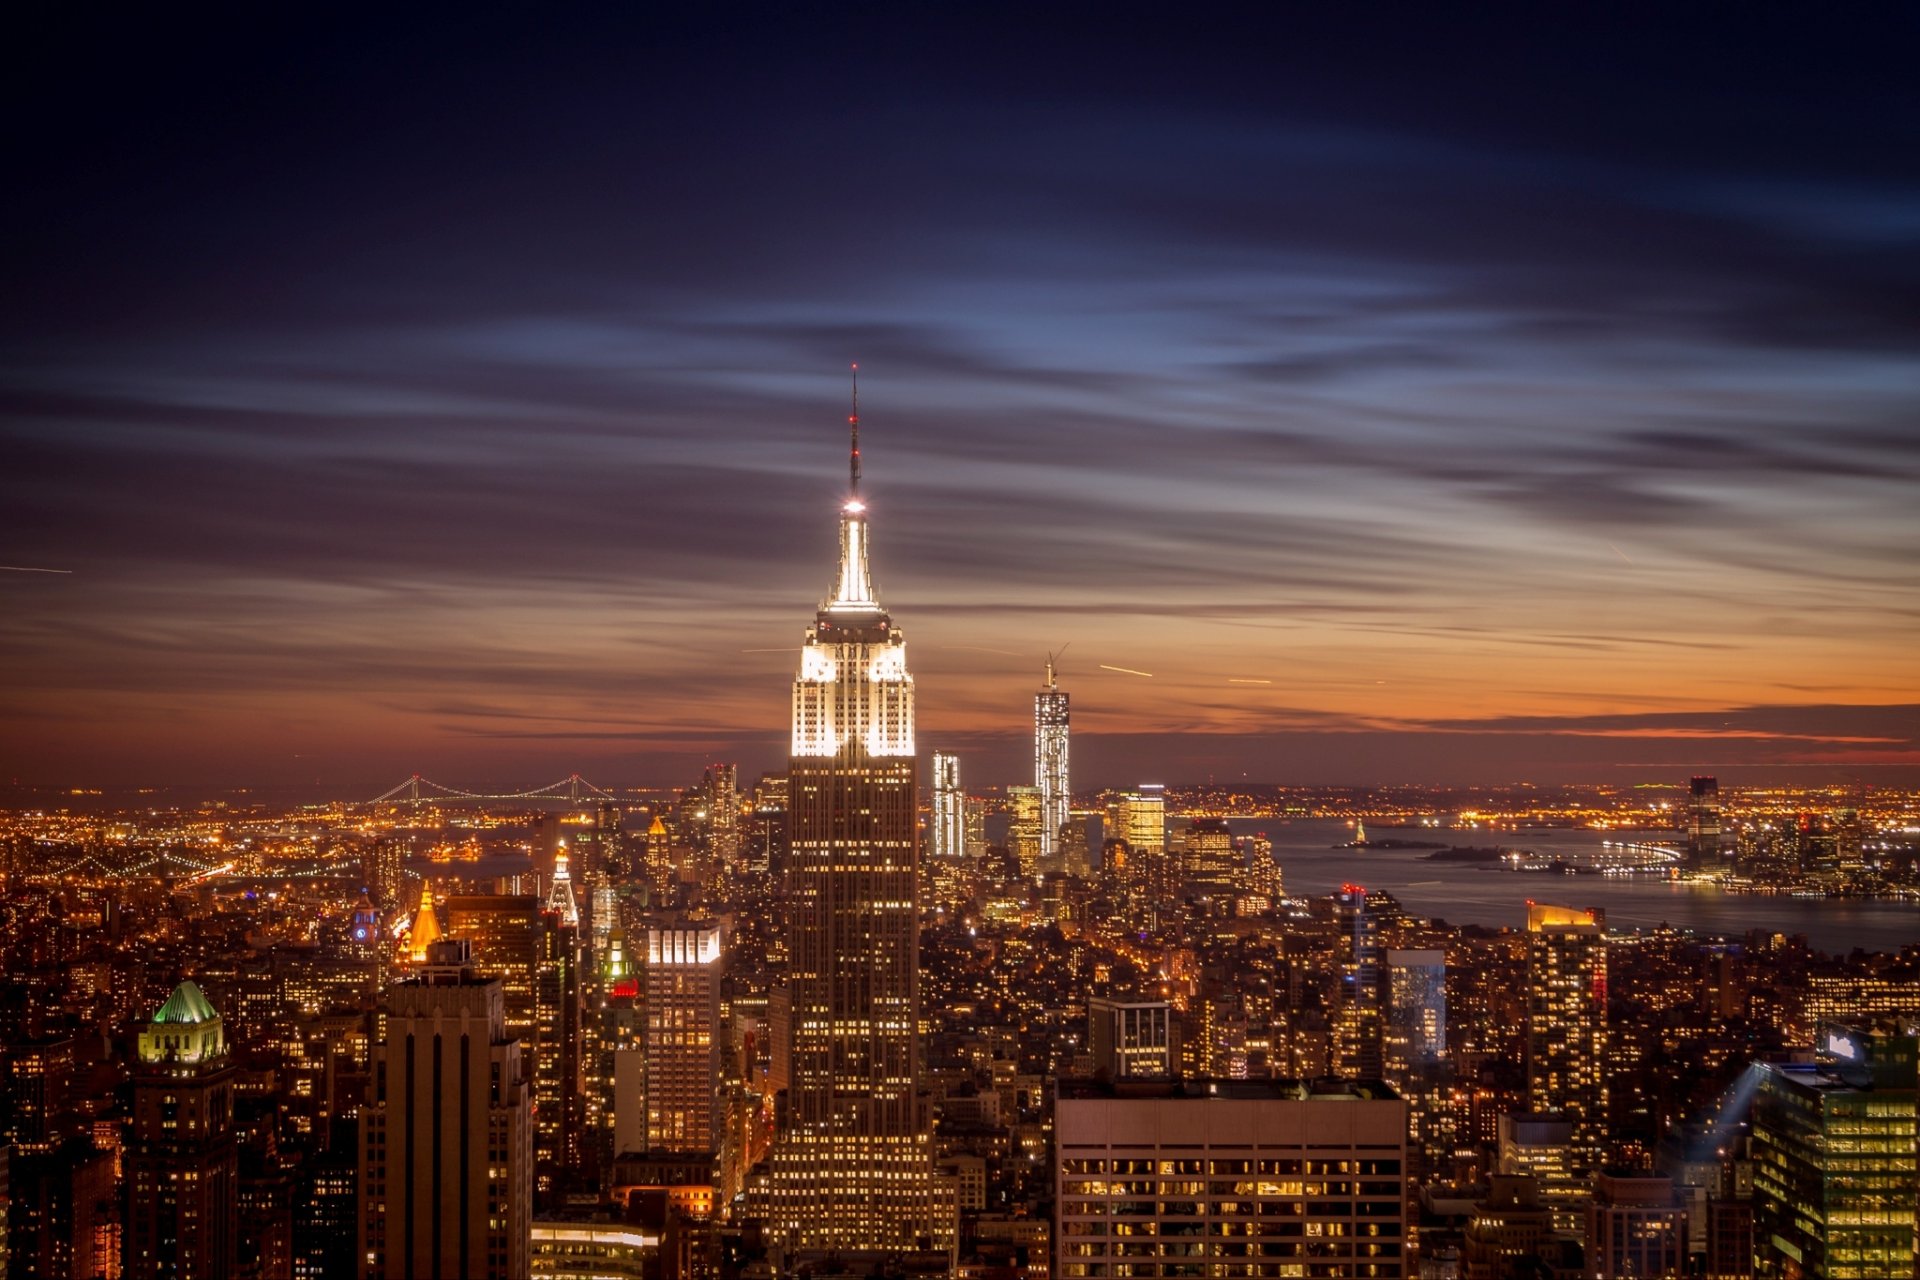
1232,818,1917,954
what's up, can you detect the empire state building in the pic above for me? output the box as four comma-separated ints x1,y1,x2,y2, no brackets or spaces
767,380,937,1248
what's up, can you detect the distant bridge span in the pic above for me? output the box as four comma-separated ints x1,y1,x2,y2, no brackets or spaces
364,773,620,806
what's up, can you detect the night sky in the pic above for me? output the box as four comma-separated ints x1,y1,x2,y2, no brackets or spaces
4,8,1917,790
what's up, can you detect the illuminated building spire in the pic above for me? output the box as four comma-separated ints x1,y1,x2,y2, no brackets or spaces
827,364,881,613
547,842,579,928
407,878,442,962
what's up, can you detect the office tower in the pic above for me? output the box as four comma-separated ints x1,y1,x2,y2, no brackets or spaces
1752,1024,1918,1280
769,393,935,1248
9,1138,116,1280
640,813,674,905
1384,949,1451,1182
1586,1173,1688,1280
1087,997,1173,1079
363,838,404,913
1055,1078,1407,1278
128,981,239,1280
1059,810,1095,879
360,939,532,1280
1007,786,1044,881
1384,950,1446,1078
704,763,740,883
1181,816,1238,896
1525,904,1608,1177
1105,785,1167,905
1687,776,1722,868
444,895,583,1199
293,1146,356,1280
6,1037,74,1155
570,802,623,962
963,796,987,860
1034,657,1069,872
1250,832,1282,902
644,923,723,1154
930,753,964,861
1335,884,1387,1080
1498,1112,1585,1234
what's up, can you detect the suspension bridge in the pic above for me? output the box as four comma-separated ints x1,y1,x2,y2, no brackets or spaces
363,773,622,806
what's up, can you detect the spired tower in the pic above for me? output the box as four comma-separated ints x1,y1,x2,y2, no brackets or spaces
1035,656,1070,875
768,374,936,1249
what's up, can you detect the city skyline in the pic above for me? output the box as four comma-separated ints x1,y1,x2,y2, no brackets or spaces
4,9,1918,790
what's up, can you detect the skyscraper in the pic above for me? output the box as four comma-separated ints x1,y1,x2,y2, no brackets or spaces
930,752,964,862
1384,949,1452,1184
1181,817,1238,897
128,981,238,1280
363,838,404,914
1034,657,1069,873
1383,949,1447,1078
768,383,935,1248
444,895,583,1200
1687,776,1722,869
644,923,723,1155
1105,785,1167,908
1007,785,1043,882
1525,903,1608,1177
359,939,532,1280
1752,1023,1918,1280
1334,884,1387,1080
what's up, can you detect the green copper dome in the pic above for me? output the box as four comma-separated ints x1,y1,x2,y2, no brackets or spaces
152,980,219,1025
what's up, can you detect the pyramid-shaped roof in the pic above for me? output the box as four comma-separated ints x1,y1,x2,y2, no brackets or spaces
153,980,219,1025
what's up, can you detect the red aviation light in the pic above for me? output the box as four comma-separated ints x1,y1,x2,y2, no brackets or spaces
1341,882,1365,896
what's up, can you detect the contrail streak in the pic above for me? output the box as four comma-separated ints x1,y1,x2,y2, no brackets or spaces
1100,664,1154,678
1,565,73,574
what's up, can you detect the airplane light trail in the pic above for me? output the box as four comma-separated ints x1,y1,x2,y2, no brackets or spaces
1228,678,1273,685
1100,664,1154,678
1,566,74,574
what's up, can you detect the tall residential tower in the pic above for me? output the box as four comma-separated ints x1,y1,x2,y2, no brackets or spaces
768,379,936,1248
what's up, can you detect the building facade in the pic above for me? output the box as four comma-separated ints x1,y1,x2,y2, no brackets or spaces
359,939,533,1280
1525,903,1608,1176
766,418,936,1248
643,923,723,1155
1035,658,1070,875
930,752,964,862
1055,1078,1408,1278
1087,998,1174,1080
1752,1024,1918,1280
128,980,239,1280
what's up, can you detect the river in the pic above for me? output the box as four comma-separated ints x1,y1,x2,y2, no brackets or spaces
1223,817,1917,954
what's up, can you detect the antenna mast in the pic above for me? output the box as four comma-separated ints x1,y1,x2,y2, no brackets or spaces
849,362,861,497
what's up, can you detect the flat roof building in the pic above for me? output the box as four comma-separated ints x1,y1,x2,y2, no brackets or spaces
1055,1078,1407,1278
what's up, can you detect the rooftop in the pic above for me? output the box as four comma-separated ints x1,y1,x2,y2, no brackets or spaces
151,980,219,1025
1058,1076,1399,1103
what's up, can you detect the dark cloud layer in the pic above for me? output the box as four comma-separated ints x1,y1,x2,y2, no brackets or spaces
2,7,1917,787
